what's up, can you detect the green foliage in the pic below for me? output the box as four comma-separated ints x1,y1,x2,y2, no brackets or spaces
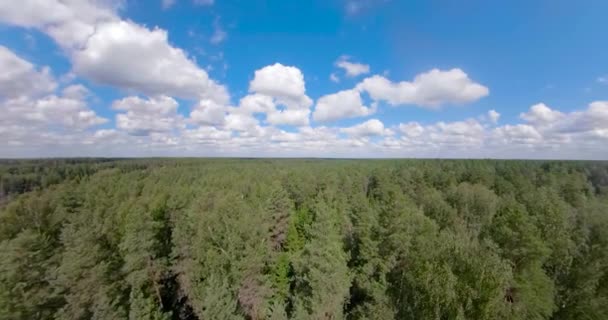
0,229,64,319
285,208,313,253
291,197,351,319
0,158,607,319
270,252,291,305
448,182,499,234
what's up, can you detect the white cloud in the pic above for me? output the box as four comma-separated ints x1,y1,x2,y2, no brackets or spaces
491,101,608,153
435,120,483,135
93,128,119,140
186,63,318,131
225,112,260,133
0,0,229,103
520,103,564,126
2,94,107,130
491,124,542,145
246,63,313,126
249,63,308,102
313,89,375,122
388,119,487,154
72,20,228,102
478,109,500,125
549,101,608,134
356,68,489,108
340,119,391,137
238,93,275,114
0,48,106,146
236,93,311,126
2,3,608,159
265,109,311,127
112,95,183,135
598,76,607,84
380,102,608,158
0,45,57,99
398,122,424,137
488,109,500,124
183,126,232,144
0,92,107,153
190,99,226,126
3,98,608,159
335,56,370,77
0,0,120,50
61,84,90,100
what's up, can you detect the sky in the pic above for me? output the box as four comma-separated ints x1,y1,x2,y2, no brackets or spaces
1,0,608,159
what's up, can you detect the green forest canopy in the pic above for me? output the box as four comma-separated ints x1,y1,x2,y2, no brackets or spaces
1,158,608,319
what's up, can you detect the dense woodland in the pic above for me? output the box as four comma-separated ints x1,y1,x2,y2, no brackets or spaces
1,158,608,320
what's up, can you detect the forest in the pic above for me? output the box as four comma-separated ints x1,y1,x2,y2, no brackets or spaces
1,158,607,320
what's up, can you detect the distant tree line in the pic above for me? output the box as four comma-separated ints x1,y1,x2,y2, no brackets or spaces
1,159,607,319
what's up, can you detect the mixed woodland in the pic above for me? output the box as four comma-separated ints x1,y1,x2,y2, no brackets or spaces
1,158,608,319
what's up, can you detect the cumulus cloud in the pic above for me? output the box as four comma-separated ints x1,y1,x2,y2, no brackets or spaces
491,124,542,146
183,126,232,145
477,109,500,125
389,119,487,153
427,120,485,146
381,119,487,157
0,0,120,50
236,93,311,126
249,63,308,102
0,48,106,149
112,95,183,135
72,20,228,102
62,84,90,100
225,112,260,133
313,89,376,122
238,94,275,114
335,56,370,77
245,63,313,126
340,119,391,137
398,122,424,137
0,93,107,152
487,110,500,124
379,102,608,158
0,0,228,103
265,109,310,127
3,98,608,159
186,63,318,138
2,2,608,160
0,45,57,99
190,99,227,126
2,94,107,130
356,68,489,108
523,101,608,137
520,103,564,126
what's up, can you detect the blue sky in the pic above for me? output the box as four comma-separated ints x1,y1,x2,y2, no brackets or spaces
1,0,608,158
